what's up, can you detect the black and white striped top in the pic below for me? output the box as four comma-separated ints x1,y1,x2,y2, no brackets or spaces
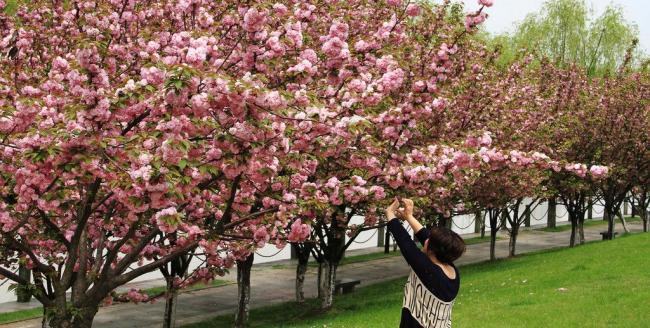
387,219,460,328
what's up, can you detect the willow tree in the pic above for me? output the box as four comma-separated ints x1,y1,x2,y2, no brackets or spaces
495,0,641,76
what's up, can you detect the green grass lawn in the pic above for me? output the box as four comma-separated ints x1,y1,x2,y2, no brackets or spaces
186,232,650,328
0,307,42,325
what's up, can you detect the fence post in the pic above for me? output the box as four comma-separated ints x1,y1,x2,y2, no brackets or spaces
623,199,629,216
377,226,385,247
547,197,557,229
524,205,531,227
587,197,593,220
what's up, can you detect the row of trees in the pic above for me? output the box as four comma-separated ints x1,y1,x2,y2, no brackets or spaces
0,0,647,327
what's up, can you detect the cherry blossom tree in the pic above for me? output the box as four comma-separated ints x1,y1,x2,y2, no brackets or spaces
593,44,650,239
533,60,612,246
540,41,649,243
279,0,502,309
0,1,315,326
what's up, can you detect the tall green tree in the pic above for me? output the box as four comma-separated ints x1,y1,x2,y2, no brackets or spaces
494,0,641,76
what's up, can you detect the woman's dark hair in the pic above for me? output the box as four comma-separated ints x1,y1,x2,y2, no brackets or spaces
426,227,466,264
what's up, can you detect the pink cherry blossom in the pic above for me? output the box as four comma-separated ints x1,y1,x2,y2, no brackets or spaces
479,0,494,7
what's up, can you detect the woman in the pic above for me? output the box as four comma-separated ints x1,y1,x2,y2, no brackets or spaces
385,198,466,328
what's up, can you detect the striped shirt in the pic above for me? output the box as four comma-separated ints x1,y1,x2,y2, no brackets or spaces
387,219,460,328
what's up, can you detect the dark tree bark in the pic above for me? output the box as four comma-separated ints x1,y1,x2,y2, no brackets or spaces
567,204,586,247
569,215,578,247
505,199,540,257
488,208,502,261
508,224,519,257
160,236,194,328
16,264,31,303
506,201,521,258
319,259,338,309
480,212,486,239
162,276,179,328
42,305,97,328
317,222,345,310
547,197,557,229
310,206,360,310
578,214,586,245
559,192,588,246
604,199,619,240
234,253,254,328
293,243,312,304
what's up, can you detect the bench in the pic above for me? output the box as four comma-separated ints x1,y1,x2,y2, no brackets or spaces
335,278,361,295
600,231,619,240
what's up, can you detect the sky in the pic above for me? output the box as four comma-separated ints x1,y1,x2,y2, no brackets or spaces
461,0,650,52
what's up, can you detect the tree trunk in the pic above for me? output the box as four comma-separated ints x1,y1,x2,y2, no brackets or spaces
319,260,337,310
489,228,497,261
508,226,519,257
578,216,585,245
643,209,648,232
234,253,254,328
42,305,97,328
489,209,500,261
480,218,486,238
617,212,630,234
162,276,179,328
547,197,557,228
16,264,32,303
295,261,308,304
294,244,311,304
605,201,616,239
569,215,577,247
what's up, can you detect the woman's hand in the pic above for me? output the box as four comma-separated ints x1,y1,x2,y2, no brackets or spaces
385,198,401,220
398,198,424,233
401,198,415,220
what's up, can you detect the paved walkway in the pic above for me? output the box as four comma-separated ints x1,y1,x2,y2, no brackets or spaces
1,220,644,328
